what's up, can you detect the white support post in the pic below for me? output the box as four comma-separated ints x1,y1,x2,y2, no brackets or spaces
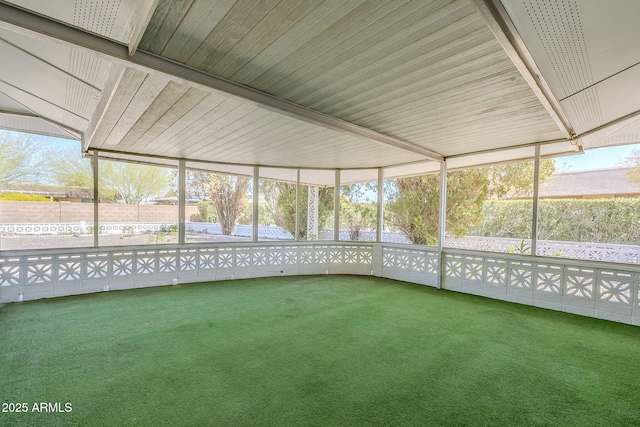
334,171,340,241
178,159,186,245
92,150,99,248
377,168,383,243
253,166,259,242
531,145,541,256
307,185,319,240
295,169,300,241
437,162,447,290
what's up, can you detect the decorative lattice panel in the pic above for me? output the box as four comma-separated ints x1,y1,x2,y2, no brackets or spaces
2,243,640,325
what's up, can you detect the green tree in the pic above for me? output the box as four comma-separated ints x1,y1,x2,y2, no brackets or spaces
49,147,94,188
386,159,555,245
261,181,333,239
190,172,250,235
446,168,489,238
260,180,296,230
50,150,174,204
99,161,173,204
622,147,640,184
340,182,377,240
487,159,555,199
386,169,488,245
196,200,217,223
0,132,47,184
385,174,441,245
304,186,334,239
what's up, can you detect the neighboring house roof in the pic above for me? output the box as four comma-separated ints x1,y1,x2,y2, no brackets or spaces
538,167,640,198
0,183,94,199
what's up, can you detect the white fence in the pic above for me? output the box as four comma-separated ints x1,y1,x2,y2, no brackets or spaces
1,221,295,240
380,245,640,325
446,236,640,265
6,223,638,265
0,222,175,235
3,241,640,326
186,222,294,240
319,230,411,243
0,243,373,302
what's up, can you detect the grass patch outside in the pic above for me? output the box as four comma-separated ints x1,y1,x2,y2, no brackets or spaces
1,275,640,426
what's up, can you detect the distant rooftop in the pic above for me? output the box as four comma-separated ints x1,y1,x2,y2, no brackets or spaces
539,167,640,198
0,183,93,199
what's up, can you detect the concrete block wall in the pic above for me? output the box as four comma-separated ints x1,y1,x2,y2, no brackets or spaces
0,201,199,224
97,204,139,222
0,201,61,223
60,203,94,222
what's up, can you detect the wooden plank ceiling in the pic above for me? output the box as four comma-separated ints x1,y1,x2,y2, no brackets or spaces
90,68,425,169
1,0,591,170
82,0,564,169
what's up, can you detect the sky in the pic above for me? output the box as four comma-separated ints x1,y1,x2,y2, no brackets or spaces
556,144,637,172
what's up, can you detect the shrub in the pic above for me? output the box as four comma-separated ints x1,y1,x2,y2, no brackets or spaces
0,192,51,202
473,198,640,244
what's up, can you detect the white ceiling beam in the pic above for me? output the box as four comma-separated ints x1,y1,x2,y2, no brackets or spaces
0,35,102,91
0,83,84,137
578,108,640,141
0,109,81,139
0,1,444,163
471,0,575,140
83,64,126,152
128,0,159,56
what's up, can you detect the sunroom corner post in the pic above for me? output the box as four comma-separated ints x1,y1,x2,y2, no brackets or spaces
334,170,340,241
531,145,541,256
253,166,259,243
437,161,447,290
307,185,319,240
178,159,186,245
92,150,99,248
377,168,383,243
295,169,300,241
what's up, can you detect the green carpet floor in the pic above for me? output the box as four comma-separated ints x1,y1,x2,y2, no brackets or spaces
1,275,640,426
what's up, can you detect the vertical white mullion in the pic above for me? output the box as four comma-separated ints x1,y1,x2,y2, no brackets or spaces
178,159,186,245
531,145,541,256
92,150,99,248
253,166,259,243
437,161,447,290
334,170,340,241
295,169,300,241
376,168,383,243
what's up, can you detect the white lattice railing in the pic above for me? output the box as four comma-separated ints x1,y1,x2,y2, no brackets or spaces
0,243,373,303
440,249,640,325
3,240,640,326
378,244,640,326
